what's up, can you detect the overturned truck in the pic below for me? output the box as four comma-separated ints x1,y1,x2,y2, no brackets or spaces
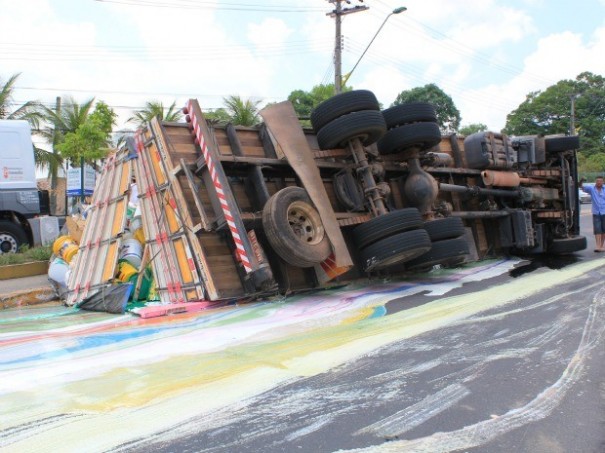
65,90,586,307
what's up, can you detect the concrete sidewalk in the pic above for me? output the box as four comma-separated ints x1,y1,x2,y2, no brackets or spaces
0,274,59,309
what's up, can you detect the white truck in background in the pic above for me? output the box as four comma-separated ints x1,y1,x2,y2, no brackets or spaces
0,120,54,253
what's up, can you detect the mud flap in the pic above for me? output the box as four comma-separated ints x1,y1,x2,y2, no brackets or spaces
260,102,353,274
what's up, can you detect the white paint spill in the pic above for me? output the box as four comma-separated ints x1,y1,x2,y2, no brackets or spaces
355,383,471,438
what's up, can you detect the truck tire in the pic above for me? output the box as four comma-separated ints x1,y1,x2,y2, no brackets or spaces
423,217,465,241
316,110,387,150
360,229,431,272
405,237,470,271
548,236,587,254
545,136,580,154
262,187,332,268
0,220,28,254
353,208,423,249
382,102,437,129
377,122,442,155
311,90,380,133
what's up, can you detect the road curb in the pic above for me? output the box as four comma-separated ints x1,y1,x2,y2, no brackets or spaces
1,287,59,309
0,261,49,280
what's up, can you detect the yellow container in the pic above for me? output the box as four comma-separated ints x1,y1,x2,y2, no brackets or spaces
53,235,79,263
61,244,79,263
117,261,138,282
53,235,74,255
133,228,145,245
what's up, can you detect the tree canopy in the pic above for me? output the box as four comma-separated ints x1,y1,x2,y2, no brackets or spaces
287,83,351,120
205,95,261,127
459,123,488,136
0,73,44,129
128,100,183,128
53,101,116,164
392,83,461,132
504,71,605,157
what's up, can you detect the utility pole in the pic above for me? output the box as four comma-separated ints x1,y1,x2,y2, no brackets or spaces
328,0,368,94
52,96,62,216
570,94,579,136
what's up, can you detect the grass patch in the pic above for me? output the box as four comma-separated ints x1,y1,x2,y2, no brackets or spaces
0,245,52,266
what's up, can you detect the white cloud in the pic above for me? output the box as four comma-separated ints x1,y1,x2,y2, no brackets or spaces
248,18,293,51
457,26,605,130
1,0,605,137
448,7,535,49
358,66,414,108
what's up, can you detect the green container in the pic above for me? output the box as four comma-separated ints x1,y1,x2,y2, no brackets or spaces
131,267,153,301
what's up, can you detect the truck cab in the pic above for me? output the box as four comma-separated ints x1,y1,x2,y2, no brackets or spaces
0,120,49,253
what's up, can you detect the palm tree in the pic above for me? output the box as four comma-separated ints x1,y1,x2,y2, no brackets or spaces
0,73,44,129
128,100,183,127
40,96,95,144
40,97,96,213
223,95,261,126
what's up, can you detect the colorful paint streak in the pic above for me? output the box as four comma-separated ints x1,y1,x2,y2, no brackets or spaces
0,258,603,452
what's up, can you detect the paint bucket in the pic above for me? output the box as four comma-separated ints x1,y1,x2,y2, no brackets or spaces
62,244,79,263
133,227,145,245
136,267,153,300
124,266,153,301
119,238,143,269
52,235,73,255
116,260,138,282
130,215,142,232
48,257,69,288
53,236,79,263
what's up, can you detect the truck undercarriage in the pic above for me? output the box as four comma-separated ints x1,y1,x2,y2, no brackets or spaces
64,90,586,307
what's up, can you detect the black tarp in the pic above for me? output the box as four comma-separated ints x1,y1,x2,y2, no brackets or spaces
76,284,133,314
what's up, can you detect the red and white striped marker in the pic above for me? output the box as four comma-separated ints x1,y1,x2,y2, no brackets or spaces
187,100,252,273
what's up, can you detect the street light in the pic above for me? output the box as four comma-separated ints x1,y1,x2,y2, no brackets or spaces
342,6,407,87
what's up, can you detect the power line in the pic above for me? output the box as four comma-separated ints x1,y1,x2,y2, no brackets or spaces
13,85,286,100
370,0,557,87
6,101,243,112
95,0,324,13
0,39,323,51
0,44,332,62
344,38,518,113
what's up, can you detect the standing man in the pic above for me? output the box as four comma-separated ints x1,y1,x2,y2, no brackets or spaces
580,176,605,252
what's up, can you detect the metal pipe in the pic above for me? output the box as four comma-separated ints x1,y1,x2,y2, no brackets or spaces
349,138,387,215
519,177,548,185
451,210,511,219
439,183,519,198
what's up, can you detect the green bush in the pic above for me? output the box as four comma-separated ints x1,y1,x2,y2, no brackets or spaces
0,245,52,265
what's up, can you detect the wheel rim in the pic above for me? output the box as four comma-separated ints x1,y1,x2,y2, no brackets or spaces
0,233,18,253
287,201,325,246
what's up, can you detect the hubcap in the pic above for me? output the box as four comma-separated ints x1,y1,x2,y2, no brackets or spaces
287,201,324,246
0,233,18,254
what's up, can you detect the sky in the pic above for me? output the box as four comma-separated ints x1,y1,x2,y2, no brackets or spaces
2,0,605,139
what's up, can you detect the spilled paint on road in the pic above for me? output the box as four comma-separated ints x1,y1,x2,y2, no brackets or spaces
0,258,604,452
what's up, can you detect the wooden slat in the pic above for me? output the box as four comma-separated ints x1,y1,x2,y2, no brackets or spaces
66,151,132,306
148,119,215,301
154,117,249,299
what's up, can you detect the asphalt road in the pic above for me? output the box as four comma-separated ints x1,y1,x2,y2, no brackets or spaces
115,205,605,453
2,205,604,453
